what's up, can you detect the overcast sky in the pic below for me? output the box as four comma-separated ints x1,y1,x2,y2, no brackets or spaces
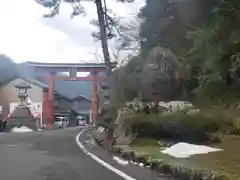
0,0,144,64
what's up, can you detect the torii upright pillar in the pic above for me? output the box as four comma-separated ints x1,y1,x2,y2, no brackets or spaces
48,71,56,129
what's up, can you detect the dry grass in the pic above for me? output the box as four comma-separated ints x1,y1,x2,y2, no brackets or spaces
129,136,240,178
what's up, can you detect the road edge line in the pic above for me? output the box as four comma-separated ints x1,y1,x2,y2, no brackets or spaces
76,129,136,180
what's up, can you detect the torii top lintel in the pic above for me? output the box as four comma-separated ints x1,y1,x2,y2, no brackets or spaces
26,61,117,73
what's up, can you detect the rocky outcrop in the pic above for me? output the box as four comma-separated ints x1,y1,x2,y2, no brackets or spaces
94,98,200,153
125,98,199,114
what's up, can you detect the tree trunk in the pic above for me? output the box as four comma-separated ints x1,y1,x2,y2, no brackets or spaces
95,0,112,76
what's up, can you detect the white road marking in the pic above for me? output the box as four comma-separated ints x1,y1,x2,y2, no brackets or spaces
7,144,20,147
76,129,137,180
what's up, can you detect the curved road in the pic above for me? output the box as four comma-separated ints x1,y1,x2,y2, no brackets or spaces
0,127,163,180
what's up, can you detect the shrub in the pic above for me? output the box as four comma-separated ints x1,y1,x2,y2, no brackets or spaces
130,112,234,143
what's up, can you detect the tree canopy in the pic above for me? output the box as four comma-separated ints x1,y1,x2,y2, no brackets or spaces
110,0,240,105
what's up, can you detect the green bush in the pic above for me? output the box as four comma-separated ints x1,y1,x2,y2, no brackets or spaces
130,112,234,143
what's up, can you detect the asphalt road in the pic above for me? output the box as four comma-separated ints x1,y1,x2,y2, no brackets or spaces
0,127,163,180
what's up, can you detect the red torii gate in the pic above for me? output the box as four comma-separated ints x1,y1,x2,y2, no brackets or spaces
27,62,116,128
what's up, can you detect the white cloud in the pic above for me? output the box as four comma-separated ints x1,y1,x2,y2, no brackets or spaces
0,0,144,63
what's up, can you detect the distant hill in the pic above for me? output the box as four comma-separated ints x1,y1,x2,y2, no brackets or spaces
18,62,38,79
0,55,19,84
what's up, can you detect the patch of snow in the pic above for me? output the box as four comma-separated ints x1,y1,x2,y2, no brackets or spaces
159,101,199,112
7,144,20,147
113,156,129,165
11,126,33,133
84,139,96,146
130,160,138,165
161,142,222,158
138,163,144,167
97,126,105,133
